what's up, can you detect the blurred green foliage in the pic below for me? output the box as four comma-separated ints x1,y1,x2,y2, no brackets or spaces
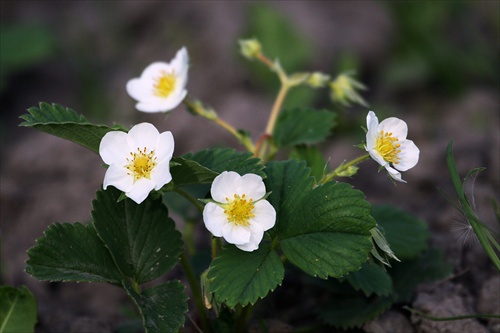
242,3,317,109
384,1,499,94
0,24,56,93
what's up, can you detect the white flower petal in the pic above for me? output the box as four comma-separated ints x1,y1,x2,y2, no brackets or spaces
150,159,172,190
103,165,133,192
236,173,266,200
221,223,251,245
140,62,171,82
126,48,189,114
385,165,406,183
99,131,130,165
126,178,156,204
171,47,189,75
365,111,379,151
155,131,175,162
236,223,264,251
394,139,420,171
126,78,152,101
127,123,159,151
211,171,241,203
378,117,408,140
368,149,388,168
251,200,276,231
203,203,226,237
236,241,259,252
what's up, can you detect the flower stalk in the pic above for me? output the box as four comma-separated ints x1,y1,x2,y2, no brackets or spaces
320,154,370,185
180,254,212,333
184,98,255,152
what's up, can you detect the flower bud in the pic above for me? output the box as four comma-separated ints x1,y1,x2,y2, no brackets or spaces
336,165,359,177
329,72,368,107
306,72,330,88
239,38,262,60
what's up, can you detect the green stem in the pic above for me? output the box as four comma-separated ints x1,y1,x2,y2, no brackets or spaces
255,83,290,161
211,236,221,260
446,141,500,271
180,254,211,333
184,98,255,153
173,186,204,213
320,153,370,184
265,83,290,136
235,304,254,333
404,306,500,321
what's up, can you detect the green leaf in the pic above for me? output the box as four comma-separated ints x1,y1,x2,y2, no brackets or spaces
264,160,314,237
19,102,123,153
318,292,394,329
170,157,218,187
207,244,284,308
289,145,329,182
123,281,188,333
266,160,375,279
447,140,500,271
0,286,37,333
26,222,121,283
346,262,393,297
273,108,336,148
182,148,265,178
372,205,429,260
92,187,183,284
390,248,452,303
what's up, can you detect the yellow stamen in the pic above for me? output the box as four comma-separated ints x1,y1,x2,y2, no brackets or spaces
153,70,176,98
375,130,401,164
126,147,157,181
223,194,255,227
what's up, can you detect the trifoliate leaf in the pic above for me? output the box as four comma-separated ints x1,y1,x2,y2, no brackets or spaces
0,286,37,333
273,108,336,148
170,157,218,187
207,244,284,308
19,102,124,153
92,187,183,284
264,160,313,238
289,145,329,182
123,281,188,333
182,148,265,178
346,261,393,297
372,205,429,260
26,222,121,283
265,160,375,279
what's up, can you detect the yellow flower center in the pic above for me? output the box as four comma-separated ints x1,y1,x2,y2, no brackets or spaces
375,130,401,164
223,194,255,227
153,70,176,98
126,147,157,181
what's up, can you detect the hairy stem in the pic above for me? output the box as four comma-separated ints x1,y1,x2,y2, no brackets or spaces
320,153,370,184
180,254,211,333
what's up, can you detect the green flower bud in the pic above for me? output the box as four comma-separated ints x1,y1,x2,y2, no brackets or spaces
239,38,262,60
329,72,368,107
336,165,359,177
306,72,330,88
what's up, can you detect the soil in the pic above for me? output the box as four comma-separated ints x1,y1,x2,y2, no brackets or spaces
1,2,499,333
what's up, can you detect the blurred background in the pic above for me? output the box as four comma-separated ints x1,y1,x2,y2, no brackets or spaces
1,1,499,332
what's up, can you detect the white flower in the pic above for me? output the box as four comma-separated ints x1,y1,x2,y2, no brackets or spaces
365,111,419,182
99,122,174,204
126,47,189,113
203,171,276,252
